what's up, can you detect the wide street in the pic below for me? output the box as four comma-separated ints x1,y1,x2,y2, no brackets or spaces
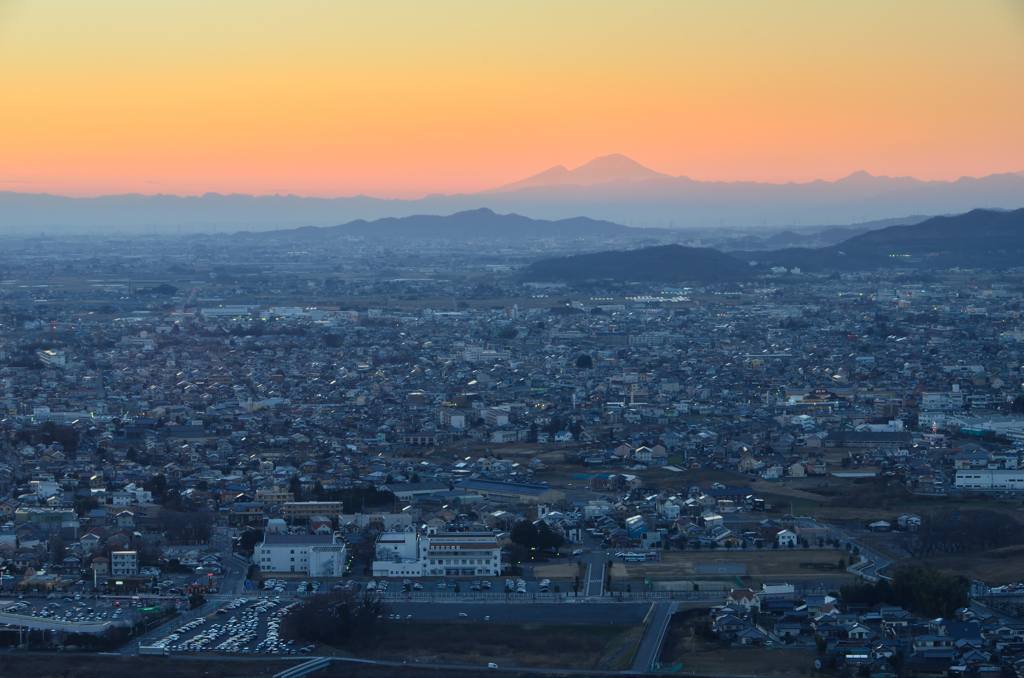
384,601,650,624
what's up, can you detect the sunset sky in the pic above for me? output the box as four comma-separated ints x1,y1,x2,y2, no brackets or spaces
2,1,1023,198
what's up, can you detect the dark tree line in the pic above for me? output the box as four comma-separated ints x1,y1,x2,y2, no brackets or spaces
237,529,264,555
840,568,968,619
158,509,214,545
281,590,388,645
898,509,1024,558
510,519,565,552
328,486,401,512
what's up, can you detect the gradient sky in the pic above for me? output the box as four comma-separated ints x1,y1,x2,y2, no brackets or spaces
2,1,1023,198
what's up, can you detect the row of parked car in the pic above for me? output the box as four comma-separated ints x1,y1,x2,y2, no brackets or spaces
367,580,390,593
149,597,312,655
10,599,120,623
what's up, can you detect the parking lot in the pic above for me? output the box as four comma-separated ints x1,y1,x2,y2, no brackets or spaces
255,578,330,596
1,594,127,625
144,597,316,655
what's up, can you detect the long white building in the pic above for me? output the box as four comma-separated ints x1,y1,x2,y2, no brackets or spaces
372,530,501,579
954,469,1024,491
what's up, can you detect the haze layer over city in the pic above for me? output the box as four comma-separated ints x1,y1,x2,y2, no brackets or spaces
1,3,1024,678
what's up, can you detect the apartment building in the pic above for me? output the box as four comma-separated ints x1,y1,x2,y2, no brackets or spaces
283,501,343,522
110,550,138,577
254,533,347,576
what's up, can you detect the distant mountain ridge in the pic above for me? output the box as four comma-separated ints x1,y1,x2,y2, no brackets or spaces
525,208,1024,282
715,215,934,252
748,208,1024,271
231,207,667,241
1,157,1022,232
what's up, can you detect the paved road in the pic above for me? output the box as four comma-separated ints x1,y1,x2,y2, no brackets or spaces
630,602,676,674
585,563,605,597
826,524,893,581
971,599,1022,625
386,602,650,624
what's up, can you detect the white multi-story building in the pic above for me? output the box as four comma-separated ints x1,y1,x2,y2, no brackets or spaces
37,349,66,367
921,389,965,412
200,305,258,318
254,533,347,576
110,550,138,577
483,409,510,427
461,347,511,364
308,543,348,578
954,469,1024,491
438,408,467,430
371,530,501,579
423,532,501,578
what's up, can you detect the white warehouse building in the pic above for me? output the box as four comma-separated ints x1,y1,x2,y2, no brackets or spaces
254,533,347,576
372,529,501,579
955,469,1024,491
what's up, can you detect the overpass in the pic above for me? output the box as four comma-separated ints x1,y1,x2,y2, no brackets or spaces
629,602,677,673
0,611,128,634
629,600,714,673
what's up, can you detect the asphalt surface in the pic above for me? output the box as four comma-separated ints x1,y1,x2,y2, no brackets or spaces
0,593,135,632
629,602,676,673
825,524,893,580
384,601,651,624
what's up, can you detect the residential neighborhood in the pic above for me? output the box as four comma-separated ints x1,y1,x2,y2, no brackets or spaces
2,232,1024,677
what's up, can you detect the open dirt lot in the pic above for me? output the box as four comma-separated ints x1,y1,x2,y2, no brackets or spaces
343,621,642,671
532,564,579,579
663,645,818,676
625,549,848,579
911,545,1024,585
0,654,560,678
0,655,301,678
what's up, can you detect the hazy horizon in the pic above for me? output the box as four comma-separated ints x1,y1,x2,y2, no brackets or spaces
2,157,1023,202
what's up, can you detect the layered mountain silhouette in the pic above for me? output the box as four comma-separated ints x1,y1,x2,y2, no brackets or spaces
525,208,1024,282
231,208,666,241
2,156,1022,232
714,215,933,252
748,208,1024,271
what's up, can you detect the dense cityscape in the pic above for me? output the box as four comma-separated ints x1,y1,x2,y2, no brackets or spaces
1,224,1024,677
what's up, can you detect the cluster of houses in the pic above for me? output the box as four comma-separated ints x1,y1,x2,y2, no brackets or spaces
712,586,1024,678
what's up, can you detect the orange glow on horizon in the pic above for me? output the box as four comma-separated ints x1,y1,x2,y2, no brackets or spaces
1,1,1023,198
